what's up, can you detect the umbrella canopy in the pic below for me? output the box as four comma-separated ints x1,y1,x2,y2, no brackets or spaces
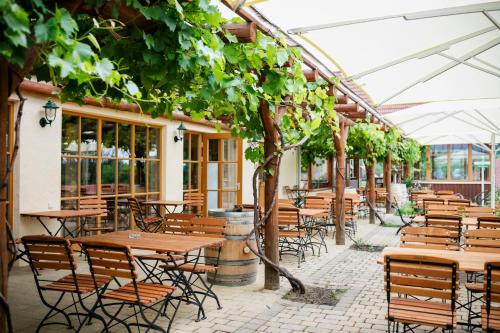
246,0,500,107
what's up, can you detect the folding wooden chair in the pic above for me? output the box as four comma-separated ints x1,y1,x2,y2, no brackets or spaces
277,207,307,267
82,241,177,333
425,214,462,248
465,207,496,218
22,235,111,332
423,198,445,213
482,261,500,332
448,199,471,208
128,197,163,232
478,216,500,229
80,199,115,236
277,198,295,208
400,227,459,251
183,191,205,216
384,254,459,332
437,190,455,195
163,217,226,320
426,204,459,216
303,196,329,255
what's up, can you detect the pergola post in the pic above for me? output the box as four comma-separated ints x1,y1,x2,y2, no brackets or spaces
259,100,280,290
491,134,496,209
366,159,376,224
384,151,393,213
333,119,349,245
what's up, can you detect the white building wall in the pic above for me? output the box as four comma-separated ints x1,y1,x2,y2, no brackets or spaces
278,149,299,198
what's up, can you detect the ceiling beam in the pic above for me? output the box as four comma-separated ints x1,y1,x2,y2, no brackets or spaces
288,2,500,34
473,56,500,72
377,36,500,106
437,52,500,78
483,11,500,30
348,26,495,80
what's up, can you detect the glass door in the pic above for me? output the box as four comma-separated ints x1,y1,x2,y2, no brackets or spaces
203,134,242,215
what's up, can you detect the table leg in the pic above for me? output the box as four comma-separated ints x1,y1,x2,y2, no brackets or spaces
36,217,54,236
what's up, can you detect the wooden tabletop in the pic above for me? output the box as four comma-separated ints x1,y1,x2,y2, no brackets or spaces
143,200,194,206
21,209,106,219
377,246,500,272
73,231,224,253
412,215,477,226
299,209,328,217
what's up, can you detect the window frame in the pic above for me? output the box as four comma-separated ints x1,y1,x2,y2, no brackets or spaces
61,111,163,230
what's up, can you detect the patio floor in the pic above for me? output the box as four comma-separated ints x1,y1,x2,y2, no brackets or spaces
9,219,476,332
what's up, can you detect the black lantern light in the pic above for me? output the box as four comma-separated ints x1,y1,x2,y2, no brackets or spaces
40,98,59,127
174,122,187,142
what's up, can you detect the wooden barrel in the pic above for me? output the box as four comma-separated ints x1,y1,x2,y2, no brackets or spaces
206,208,258,286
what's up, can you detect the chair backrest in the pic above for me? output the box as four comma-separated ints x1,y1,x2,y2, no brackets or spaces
465,207,496,217
464,229,500,253
400,227,458,250
332,198,355,217
315,191,334,199
439,194,459,200
162,213,195,235
478,216,500,229
82,241,138,280
184,192,204,214
305,196,331,211
448,199,471,207
190,217,226,238
384,254,459,310
80,198,107,217
484,261,500,331
425,214,462,241
128,197,146,230
423,198,445,212
426,204,459,216
278,207,301,228
22,235,76,272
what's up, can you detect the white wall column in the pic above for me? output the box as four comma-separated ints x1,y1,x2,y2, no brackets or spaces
491,134,496,209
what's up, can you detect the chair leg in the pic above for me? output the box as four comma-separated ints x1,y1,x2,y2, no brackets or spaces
36,292,73,333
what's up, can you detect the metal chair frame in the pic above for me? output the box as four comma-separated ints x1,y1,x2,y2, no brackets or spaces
128,197,163,233
22,235,109,332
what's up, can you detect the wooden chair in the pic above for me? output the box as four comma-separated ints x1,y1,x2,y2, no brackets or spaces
426,204,459,216
465,229,500,253
423,198,445,213
79,199,115,236
164,217,226,319
482,261,500,331
448,199,471,208
465,207,496,218
304,196,331,220
128,197,163,232
400,227,459,251
184,191,205,216
277,207,307,267
425,214,462,247
161,213,195,235
332,198,357,237
82,241,176,332
478,216,500,229
384,254,459,332
22,235,111,332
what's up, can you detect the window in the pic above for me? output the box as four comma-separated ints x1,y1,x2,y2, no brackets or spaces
183,132,201,193
449,144,468,180
472,145,490,181
311,158,331,189
430,145,448,180
61,113,162,230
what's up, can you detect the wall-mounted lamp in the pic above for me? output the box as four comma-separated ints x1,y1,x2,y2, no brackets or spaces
248,135,260,149
40,98,59,127
174,122,187,142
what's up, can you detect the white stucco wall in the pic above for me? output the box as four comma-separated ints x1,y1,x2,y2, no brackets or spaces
278,149,299,198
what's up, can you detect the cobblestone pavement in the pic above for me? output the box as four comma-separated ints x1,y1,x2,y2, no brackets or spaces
9,219,476,332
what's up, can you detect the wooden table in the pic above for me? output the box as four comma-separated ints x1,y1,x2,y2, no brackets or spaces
143,200,195,214
74,231,224,322
73,230,224,254
377,246,500,272
22,209,106,238
288,189,309,207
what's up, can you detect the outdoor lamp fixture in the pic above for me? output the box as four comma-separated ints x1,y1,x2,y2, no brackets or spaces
249,135,260,149
174,122,187,143
40,98,59,128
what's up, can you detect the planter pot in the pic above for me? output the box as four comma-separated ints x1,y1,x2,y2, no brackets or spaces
206,208,258,286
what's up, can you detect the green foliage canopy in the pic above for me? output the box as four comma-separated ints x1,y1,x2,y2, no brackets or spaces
346,122,387,166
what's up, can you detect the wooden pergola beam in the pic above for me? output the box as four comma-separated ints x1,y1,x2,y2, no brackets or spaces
334,103,358,113
222,22,257,43
303,69,319,82
336,94,348,104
